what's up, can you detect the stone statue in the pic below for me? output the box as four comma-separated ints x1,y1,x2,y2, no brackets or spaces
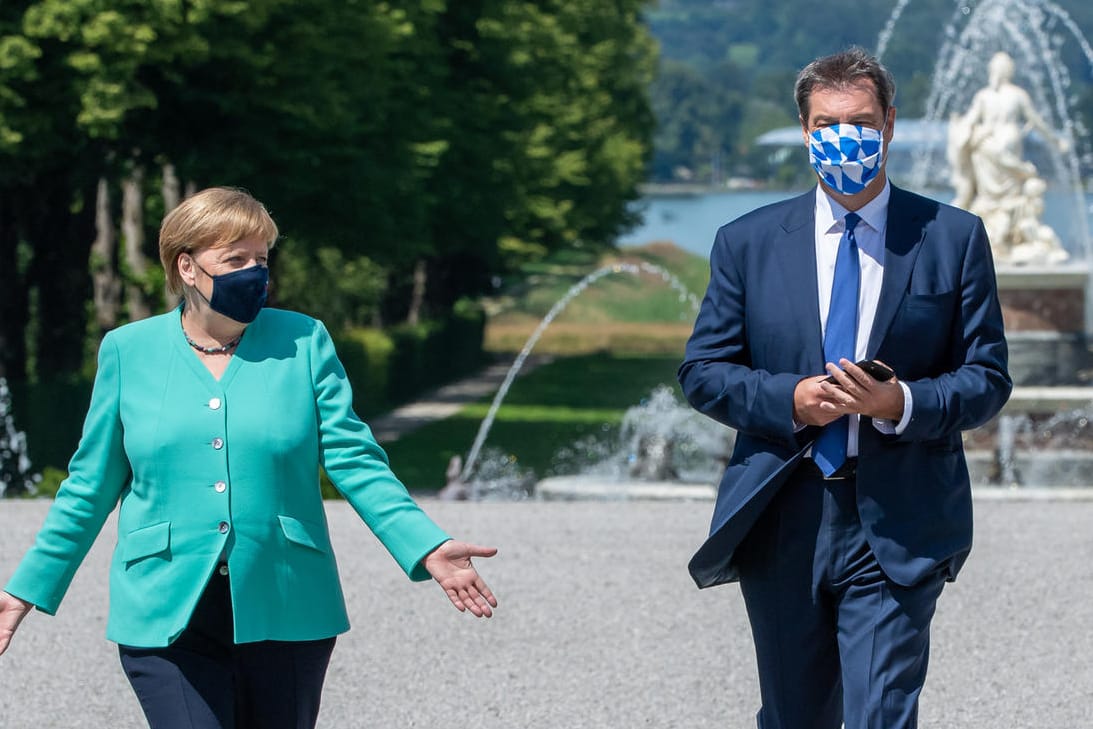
947,51,1070,263
1009,177,1069,264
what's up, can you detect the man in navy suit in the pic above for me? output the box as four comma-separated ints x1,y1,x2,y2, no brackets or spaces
679,47,1011,729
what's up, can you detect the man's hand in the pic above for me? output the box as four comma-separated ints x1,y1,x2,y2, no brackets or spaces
0,591,32,657
423,541,498,618
793,374,848,427
820,358,905,421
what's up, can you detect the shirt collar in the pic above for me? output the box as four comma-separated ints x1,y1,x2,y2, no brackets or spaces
815,179,891,234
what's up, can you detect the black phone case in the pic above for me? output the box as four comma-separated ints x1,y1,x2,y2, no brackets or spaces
824,359,894,383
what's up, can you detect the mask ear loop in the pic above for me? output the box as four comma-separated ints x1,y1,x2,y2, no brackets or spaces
181,252,216,310
878,105,894,137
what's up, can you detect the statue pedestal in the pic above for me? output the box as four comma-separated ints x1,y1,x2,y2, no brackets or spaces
996,263,1092,385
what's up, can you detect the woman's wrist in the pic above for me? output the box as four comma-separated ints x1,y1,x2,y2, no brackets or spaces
2,591,33,612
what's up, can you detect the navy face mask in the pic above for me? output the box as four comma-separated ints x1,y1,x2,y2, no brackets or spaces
192,261,269,323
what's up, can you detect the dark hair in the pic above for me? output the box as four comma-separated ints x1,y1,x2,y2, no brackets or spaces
794,46,896,122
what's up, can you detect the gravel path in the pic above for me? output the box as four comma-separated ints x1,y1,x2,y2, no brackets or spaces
1,497,1091,728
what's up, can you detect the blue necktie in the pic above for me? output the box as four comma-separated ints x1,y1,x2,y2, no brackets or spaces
813,212,861,477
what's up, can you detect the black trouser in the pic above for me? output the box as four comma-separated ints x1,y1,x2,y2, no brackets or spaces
119,566,336,729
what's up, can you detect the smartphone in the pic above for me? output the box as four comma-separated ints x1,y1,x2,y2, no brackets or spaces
823,359,895,384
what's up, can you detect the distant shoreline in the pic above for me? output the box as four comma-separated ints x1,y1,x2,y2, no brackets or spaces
639,181,770,197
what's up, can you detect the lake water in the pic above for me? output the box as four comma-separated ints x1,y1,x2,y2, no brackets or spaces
619,187,1093,261
618,190,794,257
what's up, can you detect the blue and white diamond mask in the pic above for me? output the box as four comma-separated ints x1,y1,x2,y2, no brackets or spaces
808,123,885,195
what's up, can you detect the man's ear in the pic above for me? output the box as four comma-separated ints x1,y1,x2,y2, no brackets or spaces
883,106,897,142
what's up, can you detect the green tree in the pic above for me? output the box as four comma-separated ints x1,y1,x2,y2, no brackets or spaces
1,0,658,384
650,59,745,182
414,0,655,317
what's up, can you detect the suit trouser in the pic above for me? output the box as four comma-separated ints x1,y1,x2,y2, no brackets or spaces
734,465,946,729
118,566,336,729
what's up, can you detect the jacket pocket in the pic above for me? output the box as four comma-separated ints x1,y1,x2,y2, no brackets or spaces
904,290,956,309
277,515,330,554
123,521,172,565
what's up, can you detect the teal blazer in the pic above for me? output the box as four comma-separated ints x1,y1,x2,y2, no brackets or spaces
5,307,451,647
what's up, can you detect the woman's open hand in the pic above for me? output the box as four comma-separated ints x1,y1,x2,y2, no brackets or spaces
423,541,498,618
0,591,32,657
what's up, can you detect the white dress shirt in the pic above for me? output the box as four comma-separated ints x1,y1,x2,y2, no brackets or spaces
813,181,913,456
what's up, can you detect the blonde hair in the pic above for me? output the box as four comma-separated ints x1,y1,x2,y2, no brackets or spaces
159,187,279,296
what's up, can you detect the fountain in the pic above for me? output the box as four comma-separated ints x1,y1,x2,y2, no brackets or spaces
536,385,728,501
0,377,38,497
454,260,701,500
458,3,1093,498
879,0,1093,386
881,0,1093,491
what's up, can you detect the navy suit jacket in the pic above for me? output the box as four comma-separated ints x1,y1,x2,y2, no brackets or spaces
679,184,1012,589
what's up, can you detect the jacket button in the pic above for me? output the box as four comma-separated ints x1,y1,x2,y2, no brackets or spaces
218,521,229,534
218,564,229,576
214,481,227,493
212,437,224,450
209,397,222,410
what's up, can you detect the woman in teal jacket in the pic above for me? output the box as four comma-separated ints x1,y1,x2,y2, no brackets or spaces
0,187,498,729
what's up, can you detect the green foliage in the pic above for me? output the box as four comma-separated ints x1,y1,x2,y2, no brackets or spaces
332,302,485,419
496,242,706,324
31,466,65,498
6,376,91,478
333,326,396,416
381,353,683,491
0,34,40,151
274,240,388,330
422,0,657,279
1,0,657,386
387,301,486,402
649,59,746,182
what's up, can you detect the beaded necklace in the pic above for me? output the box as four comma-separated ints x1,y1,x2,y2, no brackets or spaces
183,330,241,355
180,301,243,354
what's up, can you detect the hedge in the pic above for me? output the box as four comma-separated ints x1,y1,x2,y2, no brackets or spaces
10,303,487,482
334,301,487,418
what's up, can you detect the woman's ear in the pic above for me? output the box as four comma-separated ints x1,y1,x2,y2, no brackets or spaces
177,252,196,288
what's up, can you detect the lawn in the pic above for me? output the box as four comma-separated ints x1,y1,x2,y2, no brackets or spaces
373,242,710,494
380,353,687,492
482,242,708,355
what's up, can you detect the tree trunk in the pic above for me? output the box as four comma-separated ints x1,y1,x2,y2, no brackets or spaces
122,164,151,321
90,177,121,331
162,162,181,212
161,163,182,309
0,190,28,381
406,258,427,325
29,173,95,379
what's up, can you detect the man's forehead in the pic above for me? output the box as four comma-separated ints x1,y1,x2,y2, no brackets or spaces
807,82,883,118
810,80,878,102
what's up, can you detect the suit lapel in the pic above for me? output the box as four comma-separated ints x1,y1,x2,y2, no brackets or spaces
867,185,927,356
773,190,825,370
